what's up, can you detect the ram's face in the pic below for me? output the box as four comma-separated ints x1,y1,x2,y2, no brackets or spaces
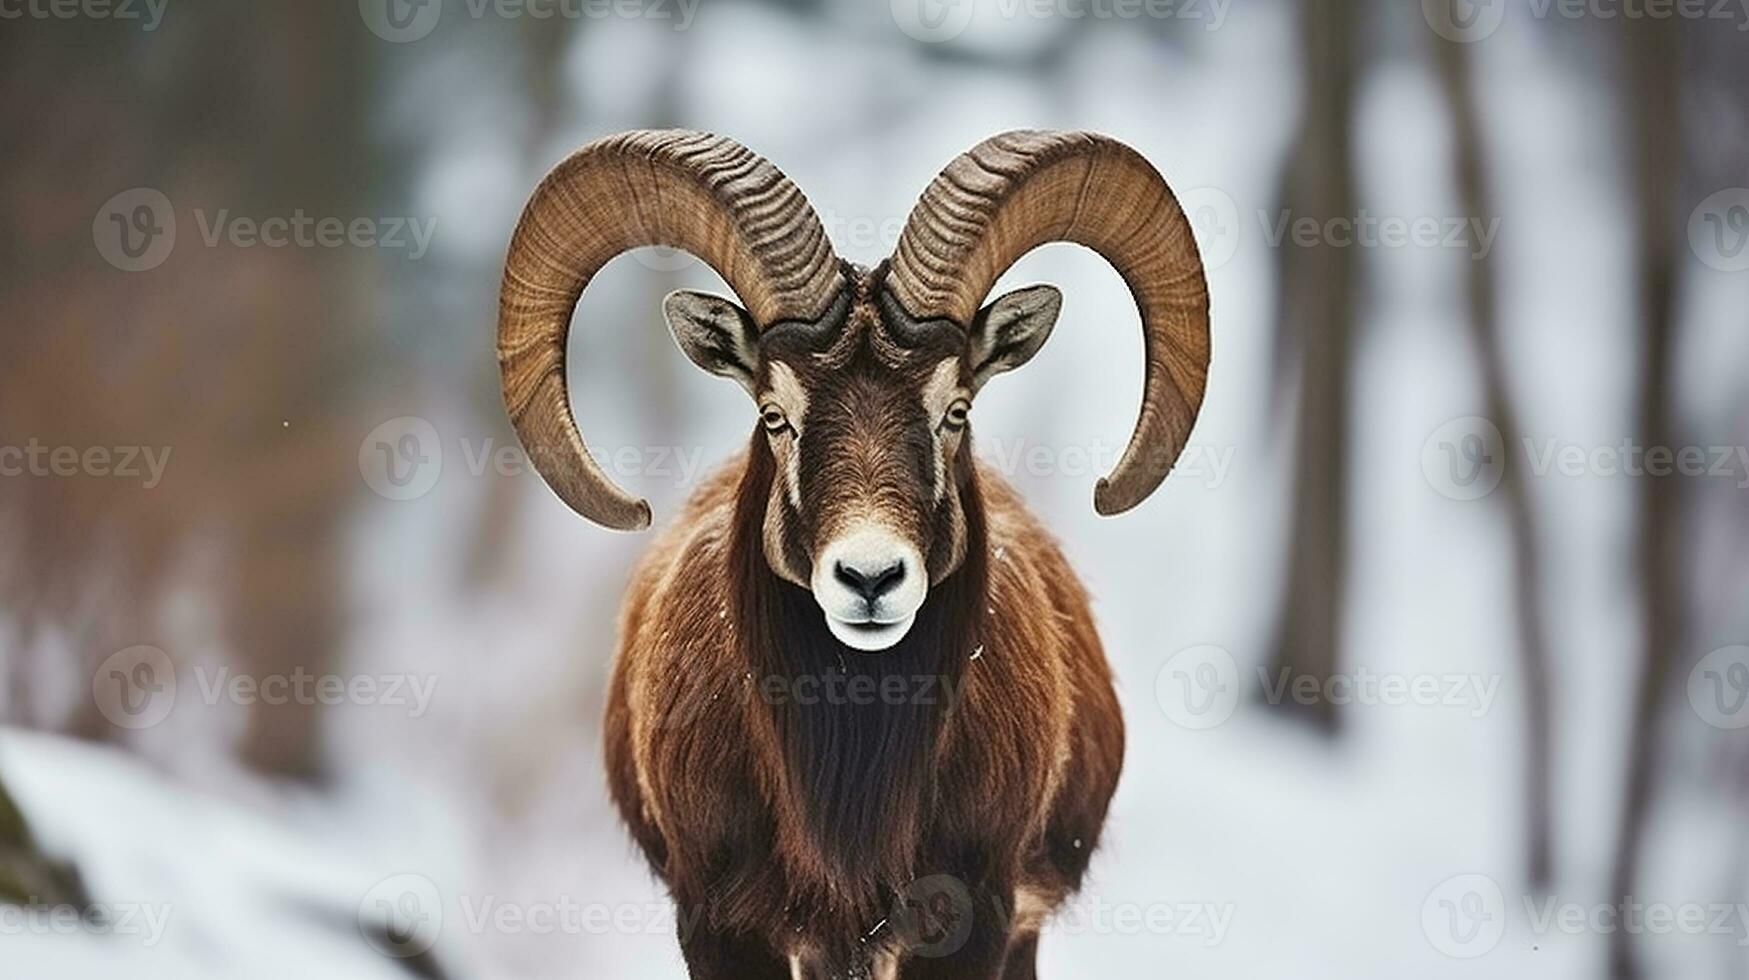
664,269,1061,651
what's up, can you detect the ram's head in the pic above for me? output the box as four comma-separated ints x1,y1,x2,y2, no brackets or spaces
497,131,1210,649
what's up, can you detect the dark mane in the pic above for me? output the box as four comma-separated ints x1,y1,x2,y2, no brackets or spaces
728,432,990,910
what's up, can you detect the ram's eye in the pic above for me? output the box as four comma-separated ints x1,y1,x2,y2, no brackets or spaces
941,399,970,432
760,405,790,433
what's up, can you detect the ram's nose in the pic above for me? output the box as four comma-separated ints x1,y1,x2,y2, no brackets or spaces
811,524,929,652
834,558,908,604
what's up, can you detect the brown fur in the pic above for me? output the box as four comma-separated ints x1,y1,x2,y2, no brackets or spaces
602,268,1124,979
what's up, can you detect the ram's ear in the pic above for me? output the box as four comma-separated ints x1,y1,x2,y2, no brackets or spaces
664,289,761,396
967,284,1062,394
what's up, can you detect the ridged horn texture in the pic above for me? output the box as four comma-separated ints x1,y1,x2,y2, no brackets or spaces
888,130,1212,516
498,130,843,530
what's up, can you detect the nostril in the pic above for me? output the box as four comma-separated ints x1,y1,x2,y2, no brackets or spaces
834,560,906,601
834,561,867,595
867,561,906,597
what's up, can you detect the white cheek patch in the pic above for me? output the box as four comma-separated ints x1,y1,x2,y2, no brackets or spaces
765,361,811,426
920,358,965,503
762,361,811,510
785,441,803,511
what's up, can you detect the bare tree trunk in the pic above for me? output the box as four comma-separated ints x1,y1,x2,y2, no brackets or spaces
1265,0,1359,733
1608,16,1684,980
1431,34,1555,891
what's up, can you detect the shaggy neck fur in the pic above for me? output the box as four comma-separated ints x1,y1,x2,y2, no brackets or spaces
728,433,989,927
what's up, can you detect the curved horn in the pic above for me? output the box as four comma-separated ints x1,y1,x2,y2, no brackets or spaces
498,130,844,530
888,130,1211,516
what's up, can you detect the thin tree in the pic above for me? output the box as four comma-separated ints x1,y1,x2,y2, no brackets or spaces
1265,0,1360,732
1431,32,1556,890
1608,15,1684,980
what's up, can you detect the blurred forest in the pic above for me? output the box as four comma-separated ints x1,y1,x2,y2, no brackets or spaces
2,0,1748,977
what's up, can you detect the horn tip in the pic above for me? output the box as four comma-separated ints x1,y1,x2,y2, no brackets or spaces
1092,477,1129,517
628,499,653,530
603,498,654,532
562,489,653,532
